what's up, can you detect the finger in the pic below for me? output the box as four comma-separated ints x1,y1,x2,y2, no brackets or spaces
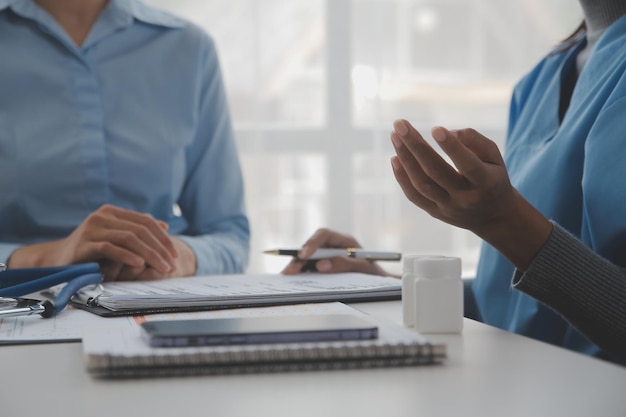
300,228,361,258
282,256,389,276
300,260,319,272
281,259,310,275
117,265,148,281
80,240,145,269
81,230,170,274
390,156,438,213
116,218,178,265
98,260,125,283
86,207,177,270
454,128,505,165
393,120,464,192
314,257,383,275
134,268,169,281
103,205,179,258
391,130,448,203
431,127,505,184
98,229,173,274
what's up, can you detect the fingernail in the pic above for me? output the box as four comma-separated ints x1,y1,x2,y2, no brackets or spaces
390,156,401,171
432,127,447,142
159,260,171,273
390,132,402,148
317,259,331,272
393,120,408,136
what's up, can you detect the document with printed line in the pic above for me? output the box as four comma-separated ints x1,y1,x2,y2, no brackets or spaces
71,273,401,317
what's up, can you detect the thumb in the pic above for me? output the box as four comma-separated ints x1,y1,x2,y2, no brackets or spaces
451,128,504,166
432,127,505,184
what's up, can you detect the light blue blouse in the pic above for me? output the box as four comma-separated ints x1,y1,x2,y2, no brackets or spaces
474,15,626,357
0,0,250,275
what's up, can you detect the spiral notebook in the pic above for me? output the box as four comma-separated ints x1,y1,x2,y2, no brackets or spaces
82,302,446,378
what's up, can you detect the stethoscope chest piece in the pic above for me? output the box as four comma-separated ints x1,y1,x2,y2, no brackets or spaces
0,263,101,318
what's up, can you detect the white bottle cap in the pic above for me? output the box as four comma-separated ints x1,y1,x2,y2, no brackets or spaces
413,256,461,279
403,254,424,274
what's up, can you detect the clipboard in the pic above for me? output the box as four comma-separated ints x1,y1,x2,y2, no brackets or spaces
70,272,402,317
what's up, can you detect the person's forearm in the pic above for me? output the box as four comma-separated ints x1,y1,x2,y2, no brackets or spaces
513,223,626,363
5,240,65,268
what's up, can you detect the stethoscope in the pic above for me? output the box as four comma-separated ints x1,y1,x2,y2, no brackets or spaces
0,262,102,318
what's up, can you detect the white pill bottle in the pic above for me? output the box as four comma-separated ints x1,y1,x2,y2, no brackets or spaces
402,255,463,333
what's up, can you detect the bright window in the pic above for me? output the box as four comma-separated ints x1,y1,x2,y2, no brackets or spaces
144,0,582,275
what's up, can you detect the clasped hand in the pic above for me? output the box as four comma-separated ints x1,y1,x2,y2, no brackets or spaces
9,204,197,281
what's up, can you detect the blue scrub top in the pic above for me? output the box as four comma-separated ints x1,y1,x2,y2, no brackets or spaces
474,15,626,357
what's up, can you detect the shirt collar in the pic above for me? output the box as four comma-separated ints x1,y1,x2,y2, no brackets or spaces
109,0,186,29
0,0,186,53
0,0,186,29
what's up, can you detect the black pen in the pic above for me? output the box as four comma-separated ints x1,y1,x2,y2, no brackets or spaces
264,248,402,261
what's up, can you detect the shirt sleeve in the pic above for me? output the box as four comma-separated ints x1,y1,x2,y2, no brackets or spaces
512,222,626,364
0,243,20,265
174,32,250,275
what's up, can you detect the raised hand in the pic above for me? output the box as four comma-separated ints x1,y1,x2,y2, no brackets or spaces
389,120,551,270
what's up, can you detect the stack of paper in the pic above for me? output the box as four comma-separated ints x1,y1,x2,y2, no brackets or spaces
72,273,402,316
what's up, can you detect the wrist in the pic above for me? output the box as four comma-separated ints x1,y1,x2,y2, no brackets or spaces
7,239,69,268
8,244,46,268
474,190,552,271
173,237,197,276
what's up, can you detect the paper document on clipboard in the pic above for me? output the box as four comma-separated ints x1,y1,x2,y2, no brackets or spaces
71,272,402,317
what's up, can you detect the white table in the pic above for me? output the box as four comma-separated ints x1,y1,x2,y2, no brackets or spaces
1,300,625,417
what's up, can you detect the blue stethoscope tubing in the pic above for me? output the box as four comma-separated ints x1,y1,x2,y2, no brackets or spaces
0,262,102,318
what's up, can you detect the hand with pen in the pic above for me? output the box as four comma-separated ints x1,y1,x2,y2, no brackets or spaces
7,204,197,282
280,228,395,277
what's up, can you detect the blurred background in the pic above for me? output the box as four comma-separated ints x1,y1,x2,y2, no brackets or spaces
144,0,582,275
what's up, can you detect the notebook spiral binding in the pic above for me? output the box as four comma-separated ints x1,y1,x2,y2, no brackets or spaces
88,341,442,378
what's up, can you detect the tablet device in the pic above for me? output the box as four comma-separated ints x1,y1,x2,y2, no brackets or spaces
140,314,378,347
